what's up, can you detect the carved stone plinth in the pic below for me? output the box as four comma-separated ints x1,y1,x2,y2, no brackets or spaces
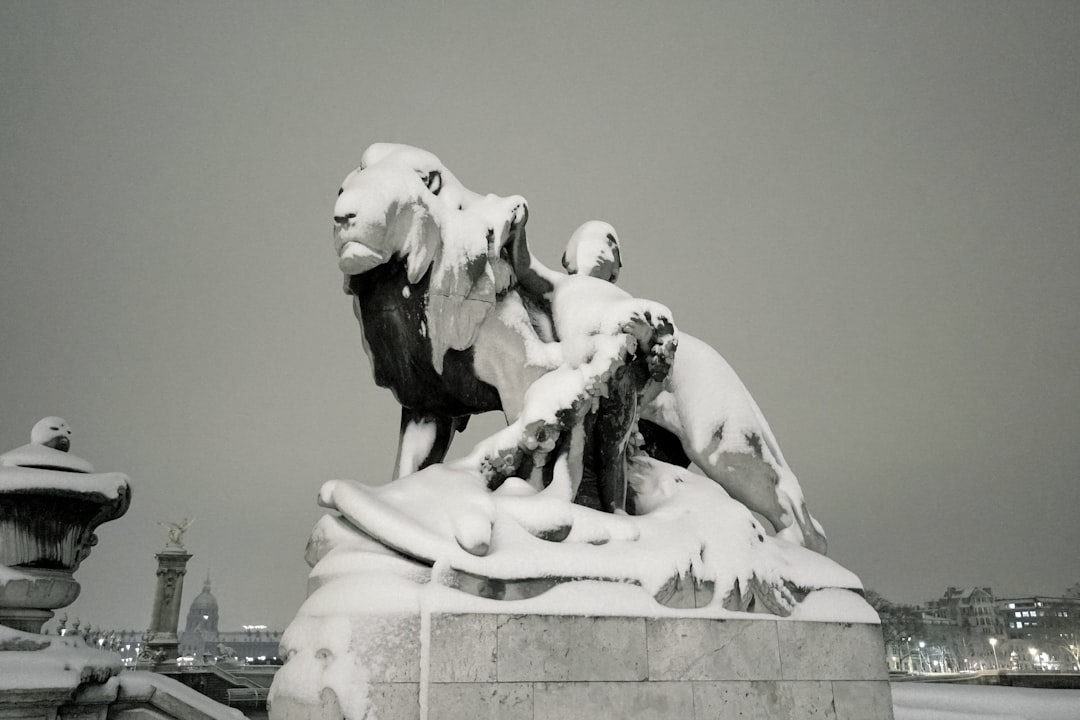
268,612,894,720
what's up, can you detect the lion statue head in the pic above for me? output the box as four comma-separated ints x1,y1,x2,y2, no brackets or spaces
333,143,527,372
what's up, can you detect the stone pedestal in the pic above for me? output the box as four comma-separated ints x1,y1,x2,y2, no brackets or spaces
269,613,894,720
140,549,192,667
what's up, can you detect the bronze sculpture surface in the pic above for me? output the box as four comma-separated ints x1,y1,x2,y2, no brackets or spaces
267,145,885,720
315,144,854,615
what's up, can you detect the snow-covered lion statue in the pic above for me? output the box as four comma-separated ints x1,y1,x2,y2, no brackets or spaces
291,142,855,622
268,144,871,720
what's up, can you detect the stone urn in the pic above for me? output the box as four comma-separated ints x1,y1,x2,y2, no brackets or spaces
0,417,130,632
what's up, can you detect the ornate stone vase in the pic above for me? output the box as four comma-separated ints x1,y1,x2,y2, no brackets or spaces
0,418,130,632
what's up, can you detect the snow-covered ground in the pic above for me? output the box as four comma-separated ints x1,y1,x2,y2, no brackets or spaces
892,683,1080,720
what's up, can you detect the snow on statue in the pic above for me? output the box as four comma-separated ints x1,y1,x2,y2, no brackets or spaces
511,218,827,553
555,221,828,554
331,143,548,478
269,144,872,720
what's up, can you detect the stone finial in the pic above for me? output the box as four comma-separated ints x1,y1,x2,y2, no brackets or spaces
0,417,94,473
30,417,72,452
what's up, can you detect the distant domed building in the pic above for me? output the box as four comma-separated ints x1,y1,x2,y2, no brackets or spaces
185,575,220,634
178,576,281,665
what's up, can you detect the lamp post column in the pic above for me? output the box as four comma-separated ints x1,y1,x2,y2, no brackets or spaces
138,538,192,669
137,518,194,669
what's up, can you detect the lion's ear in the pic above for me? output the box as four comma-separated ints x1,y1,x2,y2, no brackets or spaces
561,252,572,273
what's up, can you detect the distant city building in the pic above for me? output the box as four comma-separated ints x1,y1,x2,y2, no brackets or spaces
185,575,219,635
878,587,1080,674
114,630,145,665
927,587,1006,637
65,576,284,667
178,577,283,664
998,595,1080,648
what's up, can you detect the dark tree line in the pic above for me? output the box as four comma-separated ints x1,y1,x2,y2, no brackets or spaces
865,590,923,648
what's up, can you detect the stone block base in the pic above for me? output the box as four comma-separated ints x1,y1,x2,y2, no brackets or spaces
270,614,894,720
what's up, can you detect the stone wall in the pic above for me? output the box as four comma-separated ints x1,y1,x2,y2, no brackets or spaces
345,614,894,720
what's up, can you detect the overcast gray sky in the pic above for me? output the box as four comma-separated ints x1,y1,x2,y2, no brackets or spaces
2,2,1078,631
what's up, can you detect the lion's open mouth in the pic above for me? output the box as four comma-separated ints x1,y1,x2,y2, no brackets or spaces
337,240,386,275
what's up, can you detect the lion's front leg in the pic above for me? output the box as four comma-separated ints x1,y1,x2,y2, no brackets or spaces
394,409,468,479
589,366,639,514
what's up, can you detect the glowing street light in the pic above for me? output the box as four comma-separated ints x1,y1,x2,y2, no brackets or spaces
989,638,999,670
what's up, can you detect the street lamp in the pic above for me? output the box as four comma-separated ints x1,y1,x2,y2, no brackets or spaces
919,641,927,673
989,638,999,670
